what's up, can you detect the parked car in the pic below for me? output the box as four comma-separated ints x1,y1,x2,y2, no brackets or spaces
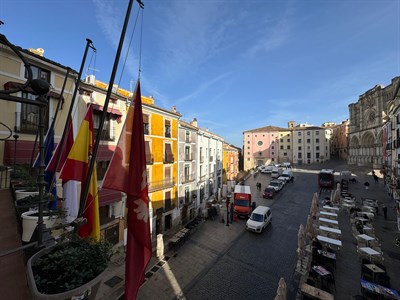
261,166,273,174
246,206,272,233
277,176,287,186
263,187,275,199
271,167,282,178
268,180,284,192
278,170,294,183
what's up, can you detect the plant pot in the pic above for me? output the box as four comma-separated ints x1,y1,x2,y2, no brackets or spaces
15,189,39,201
26,242,109,300
21,210,57,243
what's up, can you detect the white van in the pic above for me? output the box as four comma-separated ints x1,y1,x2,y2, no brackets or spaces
271,167,282,178
246,206,272,233
279,170,294,183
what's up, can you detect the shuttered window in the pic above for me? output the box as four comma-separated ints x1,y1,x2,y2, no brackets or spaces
165,143,173,163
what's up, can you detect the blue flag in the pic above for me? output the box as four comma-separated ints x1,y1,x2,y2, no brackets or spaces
33,128,57,210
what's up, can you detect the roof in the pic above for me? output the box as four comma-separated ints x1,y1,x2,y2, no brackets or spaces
243,125,288,133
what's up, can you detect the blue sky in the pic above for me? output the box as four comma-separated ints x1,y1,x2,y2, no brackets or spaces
1,0,399,147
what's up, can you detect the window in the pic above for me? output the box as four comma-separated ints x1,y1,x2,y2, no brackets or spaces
247,146,250,150
93,109,114,141
280,145,284,150
247,141,250,144
164,143,174,163
247,152,250,155
164,166,171,180
165,119,171,137
271,158,275,162
307,139,310,143
143,114,150,135
283,152,287,156
316,146,320,151
316,138,320,143
298,146,302,150
280,139,283,142
298,132,301,136
307,131,310,136
287,145,291,150
316,131,319,135
287,139,290,142
184,187,190,204
185,130,190,142
145,141,153,164
298,153,302,159
185,146,191,160
18,66,51,133
307,153,311,158
184,165,190,182
257,140,263,146
298,139,301,143
316,152,320,158
25,65,50,82
272,152,274,155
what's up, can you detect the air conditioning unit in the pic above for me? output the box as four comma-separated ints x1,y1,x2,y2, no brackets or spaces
110,199,125,219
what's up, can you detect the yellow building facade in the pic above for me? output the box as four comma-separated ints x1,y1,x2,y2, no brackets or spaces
142,96,181,236
222,143,239,182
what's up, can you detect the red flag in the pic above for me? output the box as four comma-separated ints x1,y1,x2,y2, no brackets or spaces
102,81,151,299
47,117,74,174
60,105,100,240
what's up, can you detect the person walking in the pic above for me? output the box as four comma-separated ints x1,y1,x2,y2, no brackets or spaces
383,204,388,220
373,174,379,183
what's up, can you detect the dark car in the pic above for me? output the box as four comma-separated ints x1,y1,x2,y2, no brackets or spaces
263,187,275,199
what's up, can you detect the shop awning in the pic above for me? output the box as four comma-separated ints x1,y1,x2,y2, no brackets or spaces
98,188,122,206
91,103,123,123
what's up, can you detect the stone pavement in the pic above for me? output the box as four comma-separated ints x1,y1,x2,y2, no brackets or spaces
97,162,400,300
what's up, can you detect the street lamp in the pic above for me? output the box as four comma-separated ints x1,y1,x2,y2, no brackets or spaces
226,193,231,226
13,134,19,174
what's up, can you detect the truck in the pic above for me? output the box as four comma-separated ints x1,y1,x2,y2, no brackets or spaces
318,169,335,190
233,185,252,218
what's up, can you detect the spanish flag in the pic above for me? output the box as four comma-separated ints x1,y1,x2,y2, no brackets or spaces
60,104,100,241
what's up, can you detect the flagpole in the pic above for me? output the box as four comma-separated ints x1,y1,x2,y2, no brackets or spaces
48,39,95,190
32,68,71,178
78,0,135,219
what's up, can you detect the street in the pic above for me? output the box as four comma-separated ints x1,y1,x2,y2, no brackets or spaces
184,165,326,299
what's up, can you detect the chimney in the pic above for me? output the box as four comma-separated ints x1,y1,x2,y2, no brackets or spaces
190,118,198,127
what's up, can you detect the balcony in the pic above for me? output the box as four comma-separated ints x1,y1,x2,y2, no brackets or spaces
182,173,195,184
148,179,175,192
163,156,175,164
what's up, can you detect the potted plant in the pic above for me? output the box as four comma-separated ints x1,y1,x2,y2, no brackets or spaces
15,193,57,217
26,237,113,300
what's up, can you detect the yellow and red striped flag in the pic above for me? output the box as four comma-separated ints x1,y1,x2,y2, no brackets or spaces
60,104,100,241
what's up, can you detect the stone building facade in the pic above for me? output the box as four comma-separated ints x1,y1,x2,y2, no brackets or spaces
348,77,400,169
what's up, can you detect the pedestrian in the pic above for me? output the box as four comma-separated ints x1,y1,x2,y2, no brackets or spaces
252,201,256,212
258,183,262,191
373,174,379,183
383,204,387,220
364,181,370,190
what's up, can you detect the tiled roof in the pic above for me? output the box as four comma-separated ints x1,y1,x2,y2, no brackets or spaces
243,125,288,133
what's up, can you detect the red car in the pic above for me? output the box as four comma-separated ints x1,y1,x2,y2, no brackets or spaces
263,187,275,199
